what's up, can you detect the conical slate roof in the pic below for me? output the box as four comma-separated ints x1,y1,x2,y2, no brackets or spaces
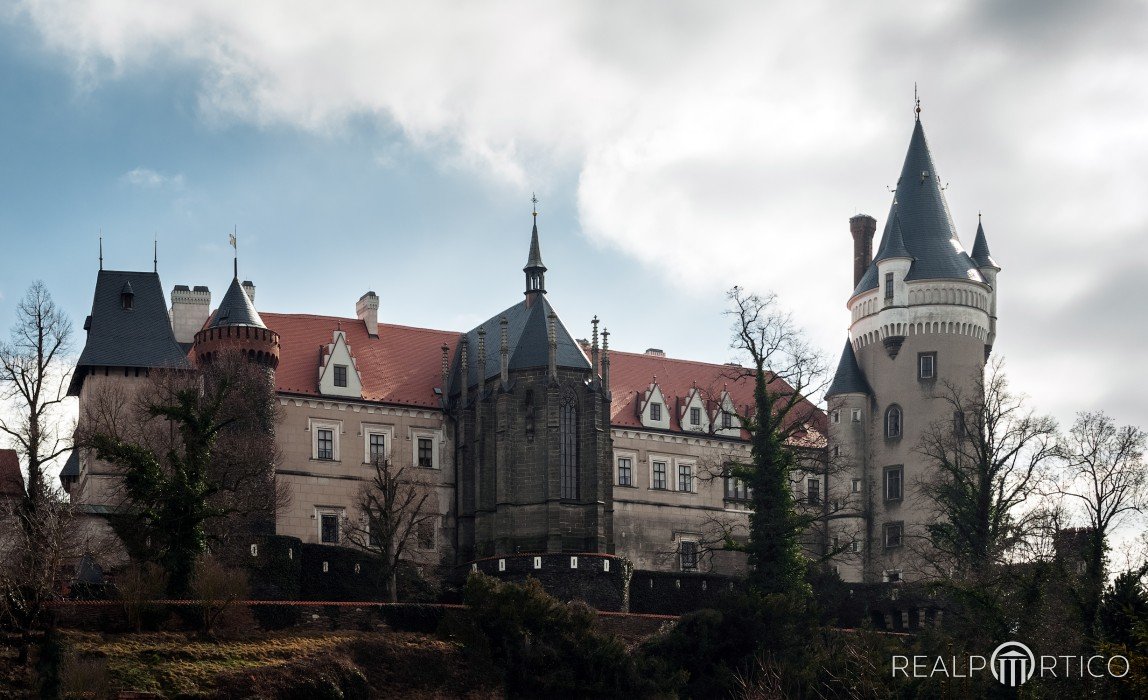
970,220,998,270
873,215,912,262
210,277,265,328
524,219,546,271
853,120,984,297
450,295,589,391
826,340,871,397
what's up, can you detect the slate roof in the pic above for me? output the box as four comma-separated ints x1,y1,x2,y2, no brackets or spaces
262,312,458,408
608,349,827,438
853,120,984,297
525,218,546,271
68,270,190,395
210,277,266,328
0,449,24,498
60,451,80,479
450,296,590,391
970,220,999,270
825,340,871,397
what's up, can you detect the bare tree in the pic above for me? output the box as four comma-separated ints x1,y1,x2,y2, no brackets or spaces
916,358,1059,580
721,286,829,597
0,281,73,514
345,457,438,602
1055,410,1147,637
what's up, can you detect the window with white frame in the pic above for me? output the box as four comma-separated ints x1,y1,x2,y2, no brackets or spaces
413,432,439,469
851,478,862,493
316,507,342,543
884,522,904,549
362,424,393,465
918,352,936,381
333,364,348,387
724,470,752,503
851,409,862,422
677,463,694,492
884,466,903,501
616,455,634,486
310,419,341,461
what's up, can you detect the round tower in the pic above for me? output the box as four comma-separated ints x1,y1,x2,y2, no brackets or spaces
193,276,280,369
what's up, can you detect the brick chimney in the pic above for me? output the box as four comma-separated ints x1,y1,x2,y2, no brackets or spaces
356,291,379,337
849,215,877,288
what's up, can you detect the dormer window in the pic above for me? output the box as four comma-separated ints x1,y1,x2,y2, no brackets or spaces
333,364,348,387
649,402,662,422
120,283,134,310
722,412,733,430
690,407,701,426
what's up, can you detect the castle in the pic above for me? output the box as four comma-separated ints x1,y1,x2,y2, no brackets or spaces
61,114,998,588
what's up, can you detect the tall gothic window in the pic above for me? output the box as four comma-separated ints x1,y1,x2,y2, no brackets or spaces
560,390,579,500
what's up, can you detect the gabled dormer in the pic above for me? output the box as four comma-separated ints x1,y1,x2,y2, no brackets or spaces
679,384,710,433
639,379,671,430
318,329,363,399
713,387,741,438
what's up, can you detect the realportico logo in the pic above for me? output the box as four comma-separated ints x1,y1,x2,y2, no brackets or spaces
892,640,1130,686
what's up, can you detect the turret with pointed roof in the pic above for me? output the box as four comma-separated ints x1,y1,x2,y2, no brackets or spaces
826,340,871,397
524,208,547,305
971,218,999,271
192,270,280,369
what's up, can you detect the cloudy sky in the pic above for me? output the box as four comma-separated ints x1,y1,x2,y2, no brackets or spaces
1,0,1146,442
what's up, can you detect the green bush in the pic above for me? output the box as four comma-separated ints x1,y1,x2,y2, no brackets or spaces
451,573,681,697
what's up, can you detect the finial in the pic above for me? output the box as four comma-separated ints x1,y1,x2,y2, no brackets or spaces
98,231,103,271
978,210,982,222
229,227,238,278
914,83,921,121
591,316,599,347
531,192,538,218
153,235,158,273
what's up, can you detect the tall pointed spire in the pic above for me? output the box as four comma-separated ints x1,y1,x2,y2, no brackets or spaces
826,340,871,397
524,193,547,304
971,215,999,270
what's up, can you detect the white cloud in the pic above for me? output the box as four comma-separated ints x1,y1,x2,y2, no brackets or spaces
12,0,1148,428
121,167,184,190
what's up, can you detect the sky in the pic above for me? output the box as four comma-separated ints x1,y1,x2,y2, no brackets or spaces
1,1,1146,448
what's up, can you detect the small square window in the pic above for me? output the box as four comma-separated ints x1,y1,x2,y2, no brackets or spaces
884,523,903,549
334,364,348,387
650,402,662,422
417,437,433,467
918,353,936,380
884,466,903,501
850,540,861,553
678,464,694,492
884,568,903,582
617,456,633,486
652,461,668,490
680,541,698,571
690,407,701,426
317,429,334,460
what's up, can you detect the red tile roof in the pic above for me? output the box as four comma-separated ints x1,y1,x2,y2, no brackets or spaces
607,349,826,440
262,313,459,409
0,449,25,498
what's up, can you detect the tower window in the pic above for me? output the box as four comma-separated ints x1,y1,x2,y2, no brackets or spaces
884,466,903,501
807,478,820,505
884,522,904,549
885,405,902,439
884,272,894,301
559,391,579,499
690,407,701,426
851,409,862,422
831,411,840,424
649,402,662,422
851,478,862,493
334,364,348,387
918,352,936,380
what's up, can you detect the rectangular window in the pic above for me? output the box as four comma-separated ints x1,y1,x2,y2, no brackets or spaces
368,521,380,547
831,410,840,424
690,407,701,426
885,272,894,300
368,433,386,464
679,541,698,571
417,437,433,468
722,412,733,429
652,461,668,490
884,569,903,583
807,478,820,505
650,402,662,422
850,540,860,553
884,466,903,501
334,364,348,387
954,410,967,438
317,429,334,460
678,464,694,492
832,445,840,458
617,457,633,486
918,352,936,380
417,521,435,550
725,475,751,502
851,409,862,422
884,523,903,549
320,512,339,543
851,478,862,493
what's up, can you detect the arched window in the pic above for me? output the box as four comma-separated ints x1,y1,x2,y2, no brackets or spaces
559,389,579,500
885,405,903,439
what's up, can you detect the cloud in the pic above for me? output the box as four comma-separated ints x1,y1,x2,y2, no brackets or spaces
10,0,1148,427
121,166,184,190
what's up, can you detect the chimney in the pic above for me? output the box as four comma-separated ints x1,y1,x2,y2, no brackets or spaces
170,284,211,344
849,215,877,288
356,291,379,337
242,280,256,304
645,348,665,357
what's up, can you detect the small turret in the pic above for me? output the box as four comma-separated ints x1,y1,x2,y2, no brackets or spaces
971,216,1001,355
192,276,279,368
524,202,547,307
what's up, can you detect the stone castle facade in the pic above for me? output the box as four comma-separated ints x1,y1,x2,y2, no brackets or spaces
62,115,999,587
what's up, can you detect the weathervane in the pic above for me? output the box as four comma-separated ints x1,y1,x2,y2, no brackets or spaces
914,83,921,121
531,192,539,218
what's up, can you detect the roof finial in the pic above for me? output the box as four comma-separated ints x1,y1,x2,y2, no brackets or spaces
98,230,103,271
153,234,158,273
229,226,238,278
531,192,538,218
914,82,921,121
